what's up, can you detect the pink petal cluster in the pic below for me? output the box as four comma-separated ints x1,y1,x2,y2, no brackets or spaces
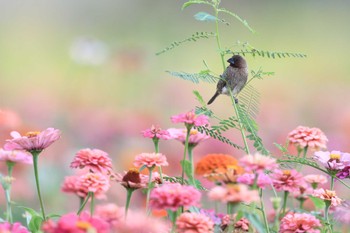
176,212,214,233
61,175,80,194
279,212,321,233
42,212,109,233
4,128,61,152
234,217,250,231
239,153,278,173
114,210,169,233
113,169,147,190
133,152,169,168
76,173,110,199
70,148,113,174
304,174,328,188
95,203,124,227
313,188,342,207
150,183,201,211
0,222,29,233
208,184,259,204
167,128,210,146
313,150,350,171
171,110,209,127
141,125,171,140
272,169,305,193
0,148,32,164
288,126,328,150
237,173,272,189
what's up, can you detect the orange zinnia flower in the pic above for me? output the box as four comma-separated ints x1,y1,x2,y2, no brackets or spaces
195,154,243,183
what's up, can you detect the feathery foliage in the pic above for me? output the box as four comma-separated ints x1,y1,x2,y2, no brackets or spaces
166,70,218,84
225,48,307,59
163,176,207,191
238,84,260,119
156,32,216,55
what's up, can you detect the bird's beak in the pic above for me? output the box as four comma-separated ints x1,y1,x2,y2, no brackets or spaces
227,57,234,64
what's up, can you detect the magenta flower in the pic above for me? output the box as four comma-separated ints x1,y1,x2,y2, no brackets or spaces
314,150,350,171
70,148,113,174
4,128,61,152
288,126,328,150
167,128,210,147
176,212,214,233
133,152,169,168
150,183,201,211
76,172,110,199
0,148,32,164
141,125,171,140
0,222,29,233
239,153,278,173
237,173,272,189
272,169,305,193
279,212,321,233
171,110,209,127
337,166,350,179
208,184,259,204
42,212,109,233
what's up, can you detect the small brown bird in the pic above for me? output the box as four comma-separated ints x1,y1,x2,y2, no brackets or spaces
207,55,248,105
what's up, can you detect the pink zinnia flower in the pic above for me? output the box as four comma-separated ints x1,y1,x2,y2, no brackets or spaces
176,212,214,233
337,166,350,179
208,184,259,204
150,183,201,211
0,148,32,164
313,188,342,207
314,150,350,171
239,153,278,173
42,212,109,233
304,174,328,189
141,125,171,140
95,204,124,227
288,126,328,150
3,128,61,152
114,210,169,233
113,169,147,190
237,173,272,189
133,152,168,168
279,212,321,233
171,110,209,127
0,222,29,233
167,128,210,147
70,148,113,174
61,175,80,195
272,169,305,193
76,172,110,199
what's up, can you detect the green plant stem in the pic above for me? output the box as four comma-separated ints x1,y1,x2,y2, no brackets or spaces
227,203,235,233
324,201,333,233
330,176,335,190
170,210,178,233
125,189,134,219
281,191,289,216
90,192,95,216
31,151,46,220
187,145,196,185
77,192,92,215
231,96,250,154
153,138,164,183
302,146,308,159
5,161,15,223
299,199,305,209
181,125,192,184
213,2,225,70
145,166,155,214
259,189,270,233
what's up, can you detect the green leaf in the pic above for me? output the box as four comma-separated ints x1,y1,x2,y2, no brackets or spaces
244,212,267,233
218,8,255,33
225,48,307,59
182,0,211,10
309,196,326,210
194,12,217,22
274,143,288,153
193,90,206,106
166,71,218,84
139,165,148,172
28,215,43,233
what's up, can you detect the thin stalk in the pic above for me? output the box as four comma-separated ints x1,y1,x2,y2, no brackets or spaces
31,151,46,220
153,138,164,182
77,192,92,215
170,210,177,233
324,201,333,233
90,192,95,216
302,146,308,159
5,161,15,223
259,189,270,233
145,166,155,213
330,176,335,190
125,189,134,219
281,191,289,216
227,203,235,233
187,145,196,186
213,3,225,70
181,125,192,184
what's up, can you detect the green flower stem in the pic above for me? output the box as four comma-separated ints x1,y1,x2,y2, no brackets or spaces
153,138,164,182
330,176,335,190
302,146,308,159
259,189,270,233
125,189,134,218
145,166,155,213
90,192,95,216
213,2,225,71
77,192,92,215
231,96,250,154
281,191,289,216
324,201,333,233
5,161,15,223
170,210,178,233
227,203,235,233
187,145,196,186
31,151,47,220
181,125,192,185
299,199,305,209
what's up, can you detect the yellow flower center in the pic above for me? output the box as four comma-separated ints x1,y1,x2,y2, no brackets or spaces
26,131,41,138
283,170,291,176
190,130,198,135
76,221,92,230
330,154,341,160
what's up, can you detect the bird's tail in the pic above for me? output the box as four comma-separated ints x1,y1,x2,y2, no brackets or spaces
207,92,219,105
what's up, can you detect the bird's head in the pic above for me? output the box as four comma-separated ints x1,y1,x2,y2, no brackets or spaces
227,55,247,68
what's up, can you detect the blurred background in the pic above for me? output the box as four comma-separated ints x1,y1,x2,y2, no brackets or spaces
1,0,350,222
